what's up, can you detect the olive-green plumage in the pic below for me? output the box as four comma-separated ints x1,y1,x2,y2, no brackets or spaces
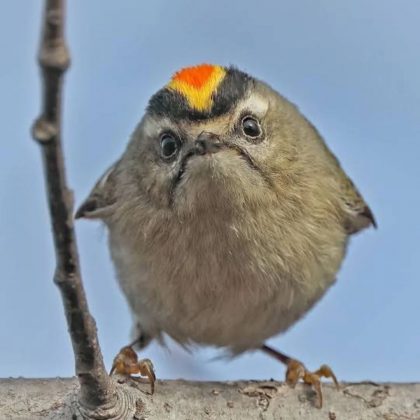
77,65,375,354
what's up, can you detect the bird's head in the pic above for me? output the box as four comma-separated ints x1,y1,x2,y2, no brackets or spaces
76,64,328,221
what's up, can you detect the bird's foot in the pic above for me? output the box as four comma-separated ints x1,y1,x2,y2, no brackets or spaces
261,344,339,408
286,359,339,408
110,346,156,394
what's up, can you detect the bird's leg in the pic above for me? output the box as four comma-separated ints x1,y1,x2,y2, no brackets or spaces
110,335,156,394
261,344,339,408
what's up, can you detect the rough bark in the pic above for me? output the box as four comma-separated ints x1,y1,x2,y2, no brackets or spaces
0,379,419,420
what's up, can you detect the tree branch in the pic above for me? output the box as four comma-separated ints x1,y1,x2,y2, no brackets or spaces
31,1,138,418
1,379,419,419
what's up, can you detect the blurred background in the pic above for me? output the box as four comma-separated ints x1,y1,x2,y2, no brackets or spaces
1,1,419,382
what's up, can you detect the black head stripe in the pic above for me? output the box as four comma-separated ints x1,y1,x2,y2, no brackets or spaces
147,66,253,121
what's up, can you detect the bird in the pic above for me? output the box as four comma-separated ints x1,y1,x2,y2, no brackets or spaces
76,63,375,407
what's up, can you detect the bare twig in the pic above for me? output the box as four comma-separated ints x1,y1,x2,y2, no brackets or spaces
31,1,137,418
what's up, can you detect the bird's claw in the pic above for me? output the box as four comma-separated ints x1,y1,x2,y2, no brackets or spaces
110,346,156,394
137,358,156,394
286,359,339,408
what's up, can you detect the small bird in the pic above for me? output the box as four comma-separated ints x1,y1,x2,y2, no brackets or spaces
76,64,375,407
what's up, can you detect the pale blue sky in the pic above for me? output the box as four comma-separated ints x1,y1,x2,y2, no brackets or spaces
1,1,419,382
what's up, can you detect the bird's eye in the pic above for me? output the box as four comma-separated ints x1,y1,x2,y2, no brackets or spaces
160,133,179,160
241,116,262,138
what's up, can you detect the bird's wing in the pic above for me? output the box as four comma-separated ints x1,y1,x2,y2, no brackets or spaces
337,170,376,235
307,120,376,235
75,161,119,219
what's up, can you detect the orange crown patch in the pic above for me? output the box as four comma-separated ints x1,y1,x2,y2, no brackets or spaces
167,64,226,112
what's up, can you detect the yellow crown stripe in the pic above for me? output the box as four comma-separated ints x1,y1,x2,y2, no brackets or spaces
168,66,226,112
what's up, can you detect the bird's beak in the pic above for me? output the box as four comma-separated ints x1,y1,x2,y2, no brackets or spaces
193,131,222,155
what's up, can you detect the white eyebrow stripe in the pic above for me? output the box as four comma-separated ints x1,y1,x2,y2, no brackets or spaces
143,116,173,138
237,94,269,117
142,117,156,138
